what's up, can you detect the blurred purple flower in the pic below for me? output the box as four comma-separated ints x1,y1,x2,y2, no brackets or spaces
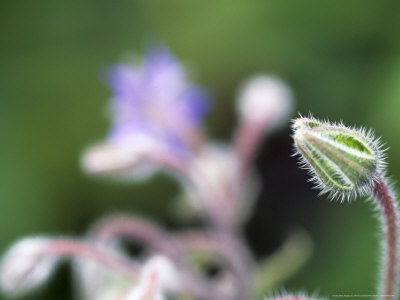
81,47,210,177
106,48,210,152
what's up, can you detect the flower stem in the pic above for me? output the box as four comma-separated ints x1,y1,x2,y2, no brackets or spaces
90,215,174,255
373,175,398,299
233,119,265,178
43,239,138,278
88,217,245,299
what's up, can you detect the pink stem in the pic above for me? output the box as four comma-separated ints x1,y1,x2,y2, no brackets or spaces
90,215,174,255
373,175,398,299
89,216,251,299
90,218,250,280
88,217,223,298
43,239,138,278
233,119,265,178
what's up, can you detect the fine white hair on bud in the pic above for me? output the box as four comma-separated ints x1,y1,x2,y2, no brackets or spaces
0,237,59,297
237,75,292,128
292,115,386,202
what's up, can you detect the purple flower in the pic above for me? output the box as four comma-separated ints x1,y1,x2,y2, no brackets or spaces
106,48,209,152
81,48,209,177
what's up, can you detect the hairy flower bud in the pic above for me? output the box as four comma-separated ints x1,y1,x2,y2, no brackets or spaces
0,237,59,296
292,116,385,201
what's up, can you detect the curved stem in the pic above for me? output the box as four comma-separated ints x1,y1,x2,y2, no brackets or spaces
87,216,229,299
89,216,252,299
90,215,174,255
43,239,138,278
373,175,398,299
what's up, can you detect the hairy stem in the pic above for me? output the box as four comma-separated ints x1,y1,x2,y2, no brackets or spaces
373,175,398,299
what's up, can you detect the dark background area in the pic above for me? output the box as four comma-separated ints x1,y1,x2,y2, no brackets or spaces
1,1,400,299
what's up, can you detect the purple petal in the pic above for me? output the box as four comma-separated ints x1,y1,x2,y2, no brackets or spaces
105,46,210,154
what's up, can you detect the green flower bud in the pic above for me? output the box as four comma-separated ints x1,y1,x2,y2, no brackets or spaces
292,116,385,201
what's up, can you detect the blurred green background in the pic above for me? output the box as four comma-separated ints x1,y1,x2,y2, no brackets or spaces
1,1,400,299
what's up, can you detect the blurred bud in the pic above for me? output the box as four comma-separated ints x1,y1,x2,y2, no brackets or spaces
293,116,384,201
124,256,180,300
188,143,238,228
190,143,238,194
74,258,132,300
237,75,292,128
0,237,58,297
81,133,160,179
140,255,180,293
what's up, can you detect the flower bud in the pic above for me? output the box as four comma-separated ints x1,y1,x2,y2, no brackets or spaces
81,133,160,179
237,75,292,129
140,255,179,293
74,258,132,300
124,255,179,300
0,237,59,296
292,116,384,201
189,143,238,194
188,143,239,228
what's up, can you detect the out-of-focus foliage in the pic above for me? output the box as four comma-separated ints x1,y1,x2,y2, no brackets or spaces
1,1,400,299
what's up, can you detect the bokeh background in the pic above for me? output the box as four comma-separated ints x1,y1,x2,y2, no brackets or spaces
1,1,400,299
